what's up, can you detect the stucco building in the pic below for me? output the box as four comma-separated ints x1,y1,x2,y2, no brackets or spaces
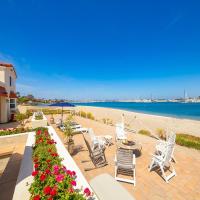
0,63,17,123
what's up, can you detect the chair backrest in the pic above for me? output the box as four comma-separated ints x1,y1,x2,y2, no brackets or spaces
116,148,133,168
167,132,176,144
163,144,174,166
88,128,97,141
116,126,126,139
83,133,93,154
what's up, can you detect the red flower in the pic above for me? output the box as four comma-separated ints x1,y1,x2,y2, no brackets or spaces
33,195,40,200
34,158,38,163
70,180,76,186
45,169,51,174
32,171,38,176
47,198,53,200
36,130,41,135
50,188,57,196
68,187,74,193
43,186,52,195
40,174,46,181
84,188,91,196
34,163,39,169
46,159,51,163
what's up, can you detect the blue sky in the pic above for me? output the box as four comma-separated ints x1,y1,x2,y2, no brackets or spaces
0,0,200,100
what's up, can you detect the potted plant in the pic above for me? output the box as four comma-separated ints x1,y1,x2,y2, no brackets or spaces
50,111,55,124
63,120,74,154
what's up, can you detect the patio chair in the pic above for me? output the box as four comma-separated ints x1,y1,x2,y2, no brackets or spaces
115,148,136,186
83,133,107,171
149,143,176,183
156,132,176,162
55,118,62,127
115,123,127,141
88,128,106,150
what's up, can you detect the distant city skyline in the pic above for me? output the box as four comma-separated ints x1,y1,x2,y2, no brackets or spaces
0,0,200,100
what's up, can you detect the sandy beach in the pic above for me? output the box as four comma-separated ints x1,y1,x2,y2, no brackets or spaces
18,105,200,137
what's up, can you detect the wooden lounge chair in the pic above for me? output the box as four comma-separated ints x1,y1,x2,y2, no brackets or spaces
83,133,107,171
149,143,176,183
115,148,136,186
90,173,136,200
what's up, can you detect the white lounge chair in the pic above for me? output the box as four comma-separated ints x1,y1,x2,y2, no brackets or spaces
156,132,176,162
88,128,106,150
149,143,176,183
115,148,136,186
115,123,127,141
55,118,62,127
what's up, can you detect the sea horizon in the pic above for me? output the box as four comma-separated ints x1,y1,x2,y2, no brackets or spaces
73,101,200,121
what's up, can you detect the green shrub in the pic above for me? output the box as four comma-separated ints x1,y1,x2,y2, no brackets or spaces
35,112,43,120
156,128,167,140
138,129,151,136
15,113,27,126
80,111,87,118
87,112,95,120
176,134,200,150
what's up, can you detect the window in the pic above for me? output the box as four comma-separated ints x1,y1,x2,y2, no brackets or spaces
10,76,12,86
10,99,15,109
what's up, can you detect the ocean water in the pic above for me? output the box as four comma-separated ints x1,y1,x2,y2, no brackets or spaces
74,102,200,120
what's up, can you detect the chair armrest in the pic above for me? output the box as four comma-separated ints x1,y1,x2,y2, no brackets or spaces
132,154,136,165
151,153,163,162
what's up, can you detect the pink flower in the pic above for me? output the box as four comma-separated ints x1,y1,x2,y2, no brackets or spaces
70,180,76,186
71,171,76,176
84,188,91,196
56,174,64,182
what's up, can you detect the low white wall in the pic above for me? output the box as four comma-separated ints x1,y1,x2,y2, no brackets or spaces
12,126,98,200
12,132,34,200
31,112,48,129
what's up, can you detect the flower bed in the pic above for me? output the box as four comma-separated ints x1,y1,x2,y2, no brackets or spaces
0,127,34,136
35,112,44,120
31,112,47,129
29,127,92,200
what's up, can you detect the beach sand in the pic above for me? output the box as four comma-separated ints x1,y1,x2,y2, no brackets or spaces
75,106,200,137
18,105,200,137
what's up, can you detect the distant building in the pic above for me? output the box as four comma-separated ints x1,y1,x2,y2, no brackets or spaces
0,63,17,123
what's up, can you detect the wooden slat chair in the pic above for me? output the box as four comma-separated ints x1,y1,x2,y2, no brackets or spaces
83,133,107,171
115,148,136,186
149,143,176,183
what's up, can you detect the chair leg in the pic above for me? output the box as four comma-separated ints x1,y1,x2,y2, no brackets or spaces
159,164,168,183
133,168,136,186
149,159,155,172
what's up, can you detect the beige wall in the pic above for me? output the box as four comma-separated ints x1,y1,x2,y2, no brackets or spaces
0,66,17,123
0,68,5,82
0,96,9,123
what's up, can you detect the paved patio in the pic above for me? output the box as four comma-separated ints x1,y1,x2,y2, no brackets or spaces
50,116,200,200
